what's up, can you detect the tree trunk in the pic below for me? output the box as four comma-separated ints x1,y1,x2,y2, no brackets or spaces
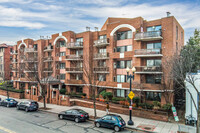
93,98,97,118
43,96,46,109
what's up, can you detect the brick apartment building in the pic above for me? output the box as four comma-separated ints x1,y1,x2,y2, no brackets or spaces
0,44,13,81
10,16,184,105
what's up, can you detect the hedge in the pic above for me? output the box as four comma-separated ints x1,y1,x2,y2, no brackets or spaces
0,86,24,93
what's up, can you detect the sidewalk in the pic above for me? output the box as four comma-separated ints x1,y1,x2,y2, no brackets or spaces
0,95,195,133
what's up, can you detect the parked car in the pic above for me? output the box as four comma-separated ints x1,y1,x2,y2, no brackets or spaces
94,114,126,132
58,109,89,123
0,98,18,107
16,100,39,112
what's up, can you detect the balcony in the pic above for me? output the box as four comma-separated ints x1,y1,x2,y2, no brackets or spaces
44,45,53,52
44,67,53,72
94,38,109,47
134,31,163,41
11,50,18,55
66,42,83,49
66,67,83,73
135,66,162,74
134,49,163,57
44,56,53,62
65,55,83,61
24,57,38,62
12,59,18,63
94,67,109,73
11,67,18,72
24,48,37,53
24,67,38,72
93,53,109,60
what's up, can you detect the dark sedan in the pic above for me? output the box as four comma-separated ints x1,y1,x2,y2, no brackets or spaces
94,114,126,132
0,98,18,107
58,109,89,123
16,100,39,112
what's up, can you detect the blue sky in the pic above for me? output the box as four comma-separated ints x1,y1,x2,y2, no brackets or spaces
0,0,199,45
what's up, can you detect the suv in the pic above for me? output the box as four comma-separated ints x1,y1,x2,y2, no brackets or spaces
17,100,39,112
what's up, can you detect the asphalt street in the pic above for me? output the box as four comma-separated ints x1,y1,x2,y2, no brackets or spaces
0,106,141,133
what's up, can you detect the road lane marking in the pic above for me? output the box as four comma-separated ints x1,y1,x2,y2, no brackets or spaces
0,126,16,133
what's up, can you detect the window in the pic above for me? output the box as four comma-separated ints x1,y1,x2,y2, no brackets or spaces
146,75,161,84
146,92,161,102
116,45,132,53
99,35,106,39
59,41,66,47
76,50,83,56
176,26,178,40
76,74,83,80
60,52,65,57
98,74,106,81
117,89,125,97
99,48,106,53
117,30,132,40
60,63,65,69
147,43,161,49
60,74,65,80
76,87,83,93
146,59,161,66
147,25,161,32
76,38,83,42
116,60,132,69
33,44,37,50
117,75,126,83
10,48,13,52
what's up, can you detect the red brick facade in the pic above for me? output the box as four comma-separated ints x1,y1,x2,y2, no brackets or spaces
9,16,184,105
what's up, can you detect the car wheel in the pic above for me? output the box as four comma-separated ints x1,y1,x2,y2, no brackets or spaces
25,108,29,112
59,115,63,120
114,126,120,132
95,122,100,128
75,118,79,123
6,104,9,108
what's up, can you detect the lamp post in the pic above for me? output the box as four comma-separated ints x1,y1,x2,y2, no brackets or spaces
126,66,136,126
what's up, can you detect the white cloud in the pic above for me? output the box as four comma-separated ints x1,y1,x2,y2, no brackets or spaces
0,40,15,45
0,0,32,4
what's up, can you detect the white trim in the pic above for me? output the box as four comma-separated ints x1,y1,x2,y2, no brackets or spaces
18,40,27,49
110,24,136,36
53,34,68,45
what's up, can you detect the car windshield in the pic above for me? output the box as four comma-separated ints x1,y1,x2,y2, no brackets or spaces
31,102,37,105
7,99,14,102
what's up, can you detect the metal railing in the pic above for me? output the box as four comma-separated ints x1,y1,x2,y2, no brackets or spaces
66,67,83,71
44,45,53,51
93,53,109,59
24,48,37,52
66,42,83,49
135,66,162,72
66,54,83,60
44,56,53,61
94,38,109,47
135,31,162,40
44,67,53,71
94,67,109,72
135,49,162,55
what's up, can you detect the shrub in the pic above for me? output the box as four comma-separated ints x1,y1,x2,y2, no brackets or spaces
100,90,113,100
132,97,140,107
0,87,24,93
119,101,125,105
112,97,126,101
59,88,66,95
153,101,161,107
162,103,172,111
138,103,154,110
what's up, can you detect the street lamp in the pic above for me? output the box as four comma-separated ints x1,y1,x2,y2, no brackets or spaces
126,66,136,126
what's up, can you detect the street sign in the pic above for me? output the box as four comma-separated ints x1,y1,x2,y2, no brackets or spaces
129,106,132,110
172,106,179,122
128,91,135,99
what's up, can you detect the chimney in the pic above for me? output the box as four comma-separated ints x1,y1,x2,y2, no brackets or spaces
86,26,90,31
94,27,98,31
166,12,171,17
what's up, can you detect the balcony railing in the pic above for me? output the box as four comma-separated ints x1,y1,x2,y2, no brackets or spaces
65,54,83,60
134,49,162,57
44,67,53,72
94,67,109,73
11,67,18,71
93,53,109,60
44,56,53,62
24,67,38,72
11,50,18,55
44,45,53,52
66,42,83,49
24,57,38,62
135,31,163,41
24,48,37,53
94,38,109,47
135,66,162,74
66,67,83,73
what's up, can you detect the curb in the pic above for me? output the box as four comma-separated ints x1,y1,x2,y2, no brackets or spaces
39,108,155,133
